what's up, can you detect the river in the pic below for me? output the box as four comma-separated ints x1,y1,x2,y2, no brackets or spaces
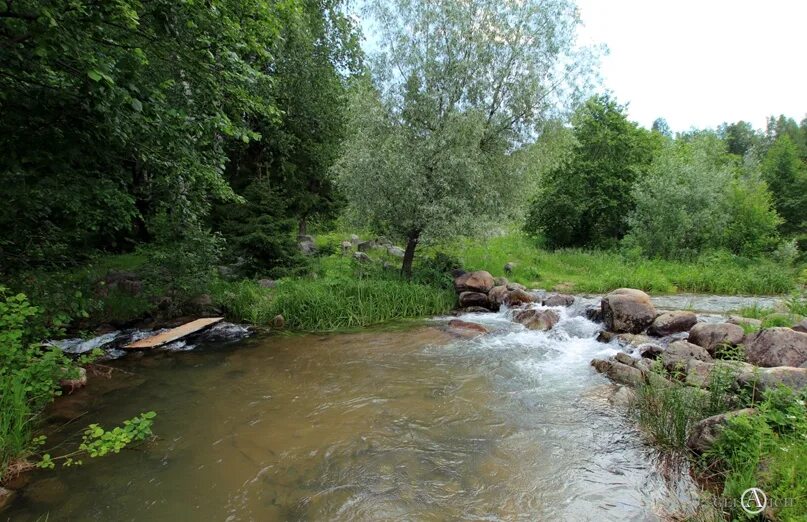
6,302,707,521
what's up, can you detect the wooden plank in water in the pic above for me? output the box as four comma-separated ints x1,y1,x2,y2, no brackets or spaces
125,317,224,349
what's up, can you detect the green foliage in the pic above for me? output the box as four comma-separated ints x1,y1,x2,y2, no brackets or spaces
336,0,595,275
624,134,781,259
632,364,739,452
213,181,306,277
211,259,455,331
762,135,807,236
525,95,660,248
705,387,807,521
270,278,455,331
434,230,797,295
0,288,67,411
0,288,72,481
38,411,156,469
0,0,293,270
139,220,223,307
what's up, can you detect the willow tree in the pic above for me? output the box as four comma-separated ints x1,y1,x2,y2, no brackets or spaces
334,0,595,278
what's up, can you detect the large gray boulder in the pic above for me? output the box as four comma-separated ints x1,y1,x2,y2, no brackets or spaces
601,288,657,333
543,294,575,307
688,322,745,355
736,366,807,396
661,340,712,371
454,271,495,294
745,327,807,367
648,311,697,337
514,309,559,331
687,408,756,454
590,358,646,387
793,318,807,334
684,359,754,389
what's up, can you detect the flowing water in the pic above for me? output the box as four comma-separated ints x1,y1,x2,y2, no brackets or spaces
6,305,701,521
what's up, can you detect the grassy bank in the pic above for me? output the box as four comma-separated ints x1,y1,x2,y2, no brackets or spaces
211,255,455,331
632,362,807,520
431,231,801,295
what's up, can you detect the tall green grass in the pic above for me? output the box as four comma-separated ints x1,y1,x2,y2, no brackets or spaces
0,374,34,480
212,278,454,331
432,230,798,295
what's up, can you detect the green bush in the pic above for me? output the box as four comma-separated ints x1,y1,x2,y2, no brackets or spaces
0,288,70,481
625,135,781,259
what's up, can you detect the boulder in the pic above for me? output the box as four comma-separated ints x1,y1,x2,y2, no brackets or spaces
271,314,285,329
488,285,508,307
543,294,575,307
341,240,352,254
353,251,371,263
493,276,509,287
794,318,807,334
687,322,745,355
458,291,490,309
462,306,492,313
661,340,712,371
610,385,637,407
506,282,526,292
590,358,646,387
596,331,616,343
615,333,654,348
504,288,534,307
601,288,657,334
454,271,495,294
357,240,375,252
745,327,807,367
387,246,405,258
684,359,754,389
298,239,317,255
513,309,559,331
349,234,361,245
257,278,277,289
736,366,807,395
614,352,635,366
585,306,603,323
687,409,755,454
0,487,16,512
504,262,515,274
639,344,664,359
727,315,762,329
59,367,87,394
648,311,697,337
448,319,489,335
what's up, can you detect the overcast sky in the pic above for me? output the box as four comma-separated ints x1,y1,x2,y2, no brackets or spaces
575,0,807,132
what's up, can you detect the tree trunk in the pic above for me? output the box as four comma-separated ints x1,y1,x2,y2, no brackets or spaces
401,230,420,280
298,216,307,237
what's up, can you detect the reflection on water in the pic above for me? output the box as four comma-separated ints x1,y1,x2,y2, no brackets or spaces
6,307,697,521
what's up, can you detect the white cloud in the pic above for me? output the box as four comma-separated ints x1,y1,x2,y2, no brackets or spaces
575,0,807,131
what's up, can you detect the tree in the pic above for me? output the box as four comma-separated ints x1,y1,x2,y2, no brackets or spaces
0,0,291,269
335,0,595,277
761,135,807,236
524,95,659,248
624,134,780,259
718,120,760,157
651,117,672,138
